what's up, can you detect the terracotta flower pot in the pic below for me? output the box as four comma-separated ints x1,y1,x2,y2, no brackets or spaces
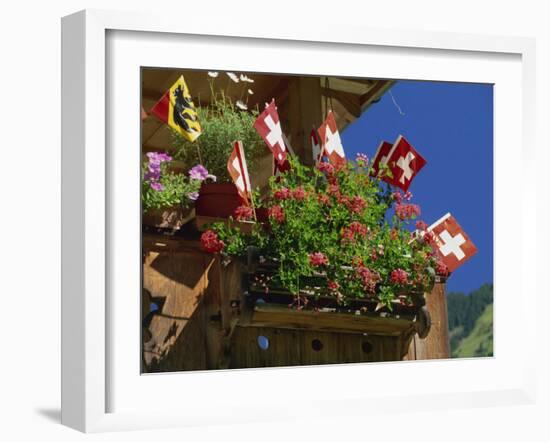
195,182,243,218
142,206,195,231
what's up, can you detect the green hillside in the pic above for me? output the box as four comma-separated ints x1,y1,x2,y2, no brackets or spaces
453,304,493,358
447,284,493,358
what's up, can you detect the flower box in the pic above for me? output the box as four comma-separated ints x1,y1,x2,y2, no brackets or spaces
240,260,431,339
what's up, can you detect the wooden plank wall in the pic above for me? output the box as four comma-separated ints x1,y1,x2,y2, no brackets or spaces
229,327,402,369
142,248,211,372
142,237,450,372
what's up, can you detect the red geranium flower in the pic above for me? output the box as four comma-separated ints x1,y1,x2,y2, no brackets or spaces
292,186,306,201
309,252,328,267
349,221,368,237
328,184,340,196
356,265,379,293
415,220,428,231
268,205,285,223
423,230,437,246
390,268,409,285
341,227,355,244
327,280,340,291
395,203,420,220
233,205,254,221
317,162,334,175
317,193,330,206
200,230,225,254
274,187,291,201
345,195,367,213
435,259,449,276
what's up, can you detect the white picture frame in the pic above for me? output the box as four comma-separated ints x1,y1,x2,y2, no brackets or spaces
61,9,537,433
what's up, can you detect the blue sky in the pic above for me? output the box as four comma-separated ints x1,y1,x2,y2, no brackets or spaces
341,80,493,294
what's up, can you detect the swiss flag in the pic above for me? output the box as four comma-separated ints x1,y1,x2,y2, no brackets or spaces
370,140,393,177
373,135,426,192
227,141,252,204
317,111,346,168
253,99,287,165
427,213,478,273
310,128,322,165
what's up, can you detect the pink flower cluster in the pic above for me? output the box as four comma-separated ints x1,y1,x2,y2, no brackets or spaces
355,263,379,293
356,153,369,164
328,184,340,196
268,205,285,223
317,193,330,206
392,190,413,204
292,186,306,201
341,222,369,244
233,205,254,221
435,259,448,276
390,268,409,285
317,162,335,175
344,195,367,214
274,187,291,201
415,220,428,231
200,230,225,254
309,252,329,267
395,203,421,220
274,186,307,202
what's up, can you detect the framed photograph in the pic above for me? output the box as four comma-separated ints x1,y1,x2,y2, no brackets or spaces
61,9,537,433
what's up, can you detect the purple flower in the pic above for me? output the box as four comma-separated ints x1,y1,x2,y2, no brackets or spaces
144,171,157,182
150,181,164,192
187,191,200,201
189,164,216,182
146,151,172,164
188,164,208,180
356,153,369,164
144,151,172,187
146,163,161,182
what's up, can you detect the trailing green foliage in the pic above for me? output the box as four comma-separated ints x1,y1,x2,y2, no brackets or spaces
205,156,440,307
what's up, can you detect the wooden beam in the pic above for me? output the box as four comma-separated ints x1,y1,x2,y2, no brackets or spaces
260,78,290,107
325,77,374,95
360,80,394,109
321,87,362,118
247,304,416,336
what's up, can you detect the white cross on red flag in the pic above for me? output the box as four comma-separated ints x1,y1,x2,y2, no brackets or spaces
317,111,346,168
372,135,426,192
253,99,287,166
227,140,252,205
427,213,478,273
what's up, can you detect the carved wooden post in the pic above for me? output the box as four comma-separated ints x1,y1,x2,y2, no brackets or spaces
407,277,451,360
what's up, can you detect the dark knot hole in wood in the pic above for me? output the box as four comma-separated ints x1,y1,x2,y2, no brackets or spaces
311,339,324,352
361,340,373,354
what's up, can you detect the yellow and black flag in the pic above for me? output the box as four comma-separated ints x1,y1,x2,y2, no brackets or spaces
150,75,202,142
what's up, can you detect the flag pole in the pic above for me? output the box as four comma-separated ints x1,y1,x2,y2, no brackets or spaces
250,192,258,222
195,137,204,165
